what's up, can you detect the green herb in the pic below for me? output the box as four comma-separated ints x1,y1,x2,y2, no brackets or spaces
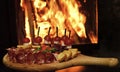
42,48,56,53
43,48,50,53
50,48,56,53
34,47,41,53
36,47,41,50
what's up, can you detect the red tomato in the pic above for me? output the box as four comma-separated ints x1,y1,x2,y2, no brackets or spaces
54,36,61,42
64,38,73,46
34,36,42,43
23,37,30,43
44,35,51,41
61,35,69,42
41,45,51,51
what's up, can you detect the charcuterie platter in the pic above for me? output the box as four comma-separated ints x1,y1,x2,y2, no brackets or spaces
2,27,119,72
3,44,119,72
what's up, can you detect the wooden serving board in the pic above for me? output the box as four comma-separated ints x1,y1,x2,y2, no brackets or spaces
3,54,119,72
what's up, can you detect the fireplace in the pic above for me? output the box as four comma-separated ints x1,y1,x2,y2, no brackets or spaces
1,0,120,72
15,0,98,46
13,0,98,72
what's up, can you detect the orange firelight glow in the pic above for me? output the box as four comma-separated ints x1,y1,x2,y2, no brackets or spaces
20,0,98,44
56,66,85,72
19,0,98,71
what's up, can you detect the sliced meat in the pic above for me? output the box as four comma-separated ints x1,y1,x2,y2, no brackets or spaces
34,52,46,65
45,52,56,63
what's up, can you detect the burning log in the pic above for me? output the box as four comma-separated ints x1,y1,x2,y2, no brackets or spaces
65,19,81,44
25,0,35,44
29,0,38,28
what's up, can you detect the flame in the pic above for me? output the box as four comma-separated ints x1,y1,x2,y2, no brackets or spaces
88,31,98,43
20,0,31,44
56,66,85,72
19,0,97,71
20,0,98,44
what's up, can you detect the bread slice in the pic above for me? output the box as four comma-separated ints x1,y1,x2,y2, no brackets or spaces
63,50,72,61
56,48,80,62
69,48,80,58
56,52,66,62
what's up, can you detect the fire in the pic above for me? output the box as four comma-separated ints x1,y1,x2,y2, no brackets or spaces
56,66,85,72
19,0,97,71
20,0,31,44
20,0,97,44
88,31,98,43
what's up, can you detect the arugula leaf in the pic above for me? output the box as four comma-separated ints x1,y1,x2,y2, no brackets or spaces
34,47,41,53
50,48,56,53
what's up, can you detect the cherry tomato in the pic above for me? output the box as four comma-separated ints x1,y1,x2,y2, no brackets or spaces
44,35,51,41
61,35,69,42
23,37,30,43
54,36,61,42
34,36,42,43
41,45,51,51
64,38,73,46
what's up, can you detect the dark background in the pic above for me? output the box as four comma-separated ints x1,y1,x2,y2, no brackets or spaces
0,0,120,72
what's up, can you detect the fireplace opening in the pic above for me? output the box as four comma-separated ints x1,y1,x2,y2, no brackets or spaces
14,2,99,72
15,0,98,46
1,0,101,72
